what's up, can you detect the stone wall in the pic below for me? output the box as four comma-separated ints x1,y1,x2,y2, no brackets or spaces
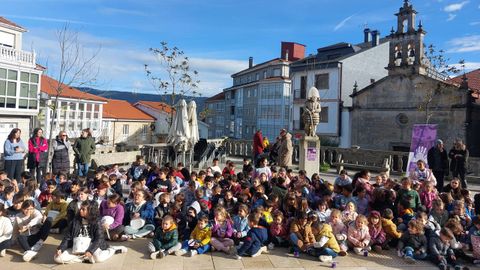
351,74,468,152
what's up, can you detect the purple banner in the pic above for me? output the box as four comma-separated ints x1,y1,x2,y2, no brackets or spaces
406,124,437,176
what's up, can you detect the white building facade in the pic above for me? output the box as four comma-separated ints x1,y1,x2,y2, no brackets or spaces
0,17,42,151
290,35,389,147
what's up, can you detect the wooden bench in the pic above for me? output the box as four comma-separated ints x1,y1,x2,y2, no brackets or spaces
334,150,391,175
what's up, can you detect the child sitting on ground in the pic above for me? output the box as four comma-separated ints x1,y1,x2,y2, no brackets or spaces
329,209,348,256
232,204,250,244
175,214,211,257
148,215,181,259
347,215,371,255
368,211,387,252
269,210,288,249
210,206,235,254
235,213,268,259
397,219,427,264
429,228,468,270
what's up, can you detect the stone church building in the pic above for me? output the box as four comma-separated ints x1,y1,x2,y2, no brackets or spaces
350,0,480,156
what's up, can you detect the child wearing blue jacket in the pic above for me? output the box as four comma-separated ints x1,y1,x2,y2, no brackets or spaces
235,213,268,259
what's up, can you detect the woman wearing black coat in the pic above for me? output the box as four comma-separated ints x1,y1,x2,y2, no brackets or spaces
54,200,127,264
52,131,71,175
448,140,469,189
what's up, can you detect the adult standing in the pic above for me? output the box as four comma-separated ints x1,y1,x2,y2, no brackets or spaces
73,129,95,177
252,129,264,166
449,139,469,189
427,139,449,192
52,131,71,175
277,129,293,169
3,128,26,182
27,128,48,185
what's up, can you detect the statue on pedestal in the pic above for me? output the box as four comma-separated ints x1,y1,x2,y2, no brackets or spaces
302,87,321,137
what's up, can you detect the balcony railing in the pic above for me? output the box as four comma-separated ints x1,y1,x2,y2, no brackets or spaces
0,45,36,67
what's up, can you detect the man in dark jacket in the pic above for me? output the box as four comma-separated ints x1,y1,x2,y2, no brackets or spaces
427,139,449,192
73,129,95,177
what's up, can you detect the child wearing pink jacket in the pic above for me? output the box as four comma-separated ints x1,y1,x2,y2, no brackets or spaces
347,215,371,255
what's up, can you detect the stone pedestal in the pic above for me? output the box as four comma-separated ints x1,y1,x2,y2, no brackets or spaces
299,135,320,177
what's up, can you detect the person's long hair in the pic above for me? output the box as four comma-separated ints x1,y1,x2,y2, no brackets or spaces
31,128,43,139
79,200,99,223
7,128,21,142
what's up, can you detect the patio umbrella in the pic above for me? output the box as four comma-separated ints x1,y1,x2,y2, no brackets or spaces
167,99,190,153
187,100,199,149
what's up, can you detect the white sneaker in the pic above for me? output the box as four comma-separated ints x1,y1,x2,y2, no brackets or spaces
150,251,159,260
260,246,269,254
234,254,242,260
175,249,187,256
188,250,198,257
23,250,38,262
31,240,44,252
0,249,6,257
267,243,275,250
251,248,263,257
319,255,333,262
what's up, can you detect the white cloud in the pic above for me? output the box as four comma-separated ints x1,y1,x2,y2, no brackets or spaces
24,28,246,97
3,14,87,25
470,21,480,25
451,62,480,71
98,7,148,17
447,35,480,52
447,13,457,21
333,14,355,31
443,1,469,12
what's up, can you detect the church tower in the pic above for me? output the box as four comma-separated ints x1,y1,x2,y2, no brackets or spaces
387,0,427,76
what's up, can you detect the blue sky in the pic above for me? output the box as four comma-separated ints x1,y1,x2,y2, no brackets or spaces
3,0,479,97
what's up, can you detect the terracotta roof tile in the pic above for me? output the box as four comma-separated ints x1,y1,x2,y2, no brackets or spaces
0,17,26,31
41,75,108,102
133,100,173,114
448,69,480,99
205,92,225,102
104,99,155,121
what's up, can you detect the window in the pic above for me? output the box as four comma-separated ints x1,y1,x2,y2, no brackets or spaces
263,70,267,79
255,73,259,80
320,107,329,123
300,76,307,99
141,125,148,140
273,68,281,77
315,73,329,89
0,68,39,110
122,124,129,138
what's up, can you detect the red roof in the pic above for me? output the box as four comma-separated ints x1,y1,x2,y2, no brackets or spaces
41,75,107,102
0,17,26,31
448,69,480,100
103,99,155,121
205,92,225,102
133,100,173,114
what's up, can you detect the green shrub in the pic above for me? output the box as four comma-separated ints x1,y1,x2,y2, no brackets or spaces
320,162,330,172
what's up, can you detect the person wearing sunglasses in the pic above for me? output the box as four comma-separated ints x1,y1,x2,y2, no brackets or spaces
52,131,71,175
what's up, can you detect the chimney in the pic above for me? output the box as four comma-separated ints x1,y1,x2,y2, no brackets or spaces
371,30,380,47
248,57,253,68
363,28,371,43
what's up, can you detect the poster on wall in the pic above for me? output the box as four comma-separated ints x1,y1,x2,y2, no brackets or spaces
406,124,437,176
307,148,317,161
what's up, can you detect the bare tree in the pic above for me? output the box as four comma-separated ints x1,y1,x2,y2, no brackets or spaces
417,44,463,124
45,24,100,173
144,42,200,126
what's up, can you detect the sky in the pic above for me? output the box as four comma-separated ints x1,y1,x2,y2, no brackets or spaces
2,0,480,97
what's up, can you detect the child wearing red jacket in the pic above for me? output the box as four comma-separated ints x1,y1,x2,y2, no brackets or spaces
269,210,288,249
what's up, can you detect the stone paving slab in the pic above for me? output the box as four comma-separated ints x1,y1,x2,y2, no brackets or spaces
0,236,472,270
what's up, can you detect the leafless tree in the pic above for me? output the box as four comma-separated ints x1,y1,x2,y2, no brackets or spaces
144,42,200,126
45,24,100,173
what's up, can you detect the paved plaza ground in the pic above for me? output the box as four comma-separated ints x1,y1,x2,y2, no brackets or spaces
1,170,479,270
0,234,467,270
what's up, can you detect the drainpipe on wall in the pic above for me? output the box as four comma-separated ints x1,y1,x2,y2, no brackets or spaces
337,62,343,139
